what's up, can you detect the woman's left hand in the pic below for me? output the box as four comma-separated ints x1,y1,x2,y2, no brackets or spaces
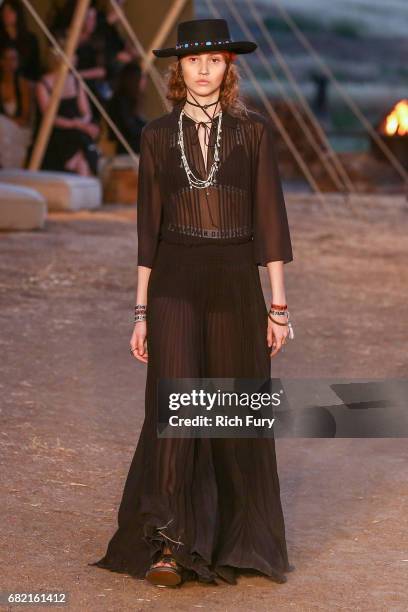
267,316,289,358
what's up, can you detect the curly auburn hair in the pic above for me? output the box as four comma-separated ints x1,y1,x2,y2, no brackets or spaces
164,52,249,119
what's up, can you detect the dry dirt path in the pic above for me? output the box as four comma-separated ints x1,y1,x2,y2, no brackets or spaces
1,199,407,611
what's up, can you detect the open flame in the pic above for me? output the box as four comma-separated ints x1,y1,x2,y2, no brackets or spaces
382,99,408,136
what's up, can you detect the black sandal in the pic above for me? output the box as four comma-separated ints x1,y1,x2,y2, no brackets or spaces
145,553,183,587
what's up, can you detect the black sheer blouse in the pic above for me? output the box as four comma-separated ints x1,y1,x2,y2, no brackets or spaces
137,100,293,268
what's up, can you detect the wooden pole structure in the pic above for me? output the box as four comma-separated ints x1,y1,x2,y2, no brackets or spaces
27,0,91,171
144,0,189,72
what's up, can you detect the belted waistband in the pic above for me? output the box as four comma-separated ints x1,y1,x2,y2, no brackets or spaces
157,238,255,264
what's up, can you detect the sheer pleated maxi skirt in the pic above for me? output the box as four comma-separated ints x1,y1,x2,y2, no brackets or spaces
90,238,293,585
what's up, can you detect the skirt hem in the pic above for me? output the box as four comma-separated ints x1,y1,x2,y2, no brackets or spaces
88,553,294,586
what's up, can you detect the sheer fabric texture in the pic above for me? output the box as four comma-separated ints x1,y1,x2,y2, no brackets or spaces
137,100,293,268
90,100,294,585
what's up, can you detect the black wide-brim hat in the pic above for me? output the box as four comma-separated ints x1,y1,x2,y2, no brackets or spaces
152,18,257,58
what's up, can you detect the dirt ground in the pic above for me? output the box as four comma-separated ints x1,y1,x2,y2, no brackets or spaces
1,195,407,611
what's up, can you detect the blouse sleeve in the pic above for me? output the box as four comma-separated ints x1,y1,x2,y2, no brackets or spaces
252,118,294,267
137,127,163,269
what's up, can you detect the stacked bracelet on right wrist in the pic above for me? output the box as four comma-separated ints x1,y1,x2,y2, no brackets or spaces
134,304,147,323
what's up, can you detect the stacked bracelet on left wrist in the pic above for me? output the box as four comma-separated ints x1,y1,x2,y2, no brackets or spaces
268,302,289,325
268,302,295,339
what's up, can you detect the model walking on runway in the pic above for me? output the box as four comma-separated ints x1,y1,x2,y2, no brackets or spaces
91,18,295,588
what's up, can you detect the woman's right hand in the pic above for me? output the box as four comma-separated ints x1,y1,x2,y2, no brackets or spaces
83,122,100,139
130,321,148,363
73,119,99,138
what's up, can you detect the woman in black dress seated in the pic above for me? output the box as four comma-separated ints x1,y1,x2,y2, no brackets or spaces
35,36,100,176
0,0,41,84
95,0,139,86
50,2,111,122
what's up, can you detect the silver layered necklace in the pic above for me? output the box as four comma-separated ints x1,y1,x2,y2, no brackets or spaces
177,98,223,191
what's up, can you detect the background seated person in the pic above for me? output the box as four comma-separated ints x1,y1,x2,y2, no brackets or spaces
0,0,41,84
107,61,146,155
35,36,100,176
0,44,32,168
